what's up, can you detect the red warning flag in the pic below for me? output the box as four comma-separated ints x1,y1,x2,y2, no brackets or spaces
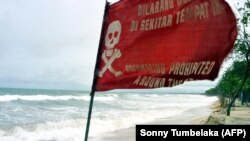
95,0,237,91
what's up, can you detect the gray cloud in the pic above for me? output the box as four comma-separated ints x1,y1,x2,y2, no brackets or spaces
0,0,240,92
0,0,106,90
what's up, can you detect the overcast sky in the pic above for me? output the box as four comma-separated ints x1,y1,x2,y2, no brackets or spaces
0,0,241,92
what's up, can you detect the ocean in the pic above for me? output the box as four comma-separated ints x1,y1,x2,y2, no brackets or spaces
0,88,218,141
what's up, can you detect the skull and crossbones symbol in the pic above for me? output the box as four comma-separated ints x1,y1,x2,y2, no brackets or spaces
99,20,123,77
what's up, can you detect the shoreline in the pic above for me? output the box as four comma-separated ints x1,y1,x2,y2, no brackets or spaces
90,101,216,141
191,99,222,124
90,98,250,141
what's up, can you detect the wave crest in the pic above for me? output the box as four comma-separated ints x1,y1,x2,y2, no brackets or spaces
0,94,117,102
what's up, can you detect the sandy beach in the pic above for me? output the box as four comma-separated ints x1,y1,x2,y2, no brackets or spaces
206,99,250,125
90,98,250,141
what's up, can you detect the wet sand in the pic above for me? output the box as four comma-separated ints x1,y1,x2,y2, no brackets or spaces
90,103,214,141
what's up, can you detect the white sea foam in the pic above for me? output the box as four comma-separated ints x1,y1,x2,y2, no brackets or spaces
0,94,117,102
0,93,218,141
0,120,85,141
0,108,182,141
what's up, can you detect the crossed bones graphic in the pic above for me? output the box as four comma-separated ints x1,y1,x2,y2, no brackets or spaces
98,48,123,77
98,20,123,78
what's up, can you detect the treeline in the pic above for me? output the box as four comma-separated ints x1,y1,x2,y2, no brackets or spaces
205,61,250,97
205,0,250,116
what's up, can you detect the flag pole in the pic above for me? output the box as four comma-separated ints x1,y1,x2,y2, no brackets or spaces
84,1,109,141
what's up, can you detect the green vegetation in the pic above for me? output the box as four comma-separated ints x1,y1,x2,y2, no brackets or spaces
205,0,250,116
205,61,250,98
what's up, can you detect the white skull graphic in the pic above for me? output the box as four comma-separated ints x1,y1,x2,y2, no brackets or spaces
105,20,121,49
98,20,123,78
